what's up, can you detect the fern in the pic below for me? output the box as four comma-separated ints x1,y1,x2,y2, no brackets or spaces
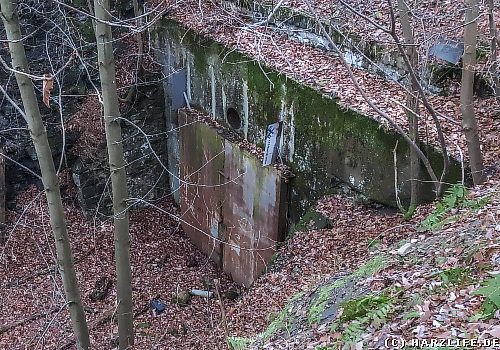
473,274,500,319
367,303,392,327
338,293,396,346
342,320,365,346
419,184,490,231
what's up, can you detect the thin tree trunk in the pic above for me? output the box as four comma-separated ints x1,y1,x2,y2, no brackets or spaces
487,0,500,108
0,1,90,349
0,144,5,229
93,0,134,348
340,0,448,196
123,0,144,104
397,0,420,217
461,0,485,185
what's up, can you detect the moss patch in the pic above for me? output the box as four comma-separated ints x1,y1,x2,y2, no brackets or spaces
307,255,388,325
228,336,254,350
260,292,304,342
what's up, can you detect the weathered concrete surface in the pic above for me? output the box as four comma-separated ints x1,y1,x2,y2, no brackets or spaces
155,19,461,222
178,110,287,287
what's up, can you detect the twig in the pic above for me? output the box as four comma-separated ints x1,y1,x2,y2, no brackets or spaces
214,279,230,349
4,248,95,288
0,307,60,334
392,140,406,213
302,0,441,195
57,303,150,350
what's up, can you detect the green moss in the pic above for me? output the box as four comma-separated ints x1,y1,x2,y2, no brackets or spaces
261,292,304,342
290,208,332,236
308,283,338,325
156,18,463,220
308,256,387,325
353,255,387,277
228,337,254,350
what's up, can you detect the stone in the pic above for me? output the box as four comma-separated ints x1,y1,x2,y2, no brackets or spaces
224,288,239,300
89,276,112,302
293,209,332,233
172,291,192,306
70,82,168,216
397,242,413,256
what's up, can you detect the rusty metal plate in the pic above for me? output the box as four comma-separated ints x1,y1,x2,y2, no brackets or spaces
179,111,225,266
222,141,287,287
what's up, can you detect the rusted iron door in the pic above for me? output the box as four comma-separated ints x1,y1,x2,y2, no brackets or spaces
179,112,225,266
222,142,287,287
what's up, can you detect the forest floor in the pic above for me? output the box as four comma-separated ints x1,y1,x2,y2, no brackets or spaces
1,1,500,349
244,173,500,349
1,165,499,349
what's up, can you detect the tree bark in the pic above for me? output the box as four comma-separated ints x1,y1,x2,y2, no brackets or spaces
0,144,5,229
461,0,485,185
487,0,500,108
123,0,144,104
0,1,90,349
93,0,134,348
397,0,420,216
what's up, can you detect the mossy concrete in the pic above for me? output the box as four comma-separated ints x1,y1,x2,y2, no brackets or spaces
154,18,461,222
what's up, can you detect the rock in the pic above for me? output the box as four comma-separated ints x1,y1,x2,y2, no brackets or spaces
89,276,112,302
397,242,413,256
172,291,192,306
70,82,168,216
292,209,332,234
224,288,239,300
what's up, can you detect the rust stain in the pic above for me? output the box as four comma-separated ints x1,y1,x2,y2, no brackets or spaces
178,110,288,286
179,111,225,266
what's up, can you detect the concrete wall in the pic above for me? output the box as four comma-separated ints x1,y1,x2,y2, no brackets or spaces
155,19,460,223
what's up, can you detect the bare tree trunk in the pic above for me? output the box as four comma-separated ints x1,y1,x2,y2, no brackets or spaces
0,144,5,227
461,0,485,185
487,0,500,109
339,0,448,196
0,1,90,349
93,0,134,348
123,0,144,104
397,0,420,217
0,143,5,241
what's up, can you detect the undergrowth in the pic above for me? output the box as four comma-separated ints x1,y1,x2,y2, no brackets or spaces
419,184,490,231
331,288,399,347
228,337,254,350
260,291,305,342
471,274,500,320
307,256,387,325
